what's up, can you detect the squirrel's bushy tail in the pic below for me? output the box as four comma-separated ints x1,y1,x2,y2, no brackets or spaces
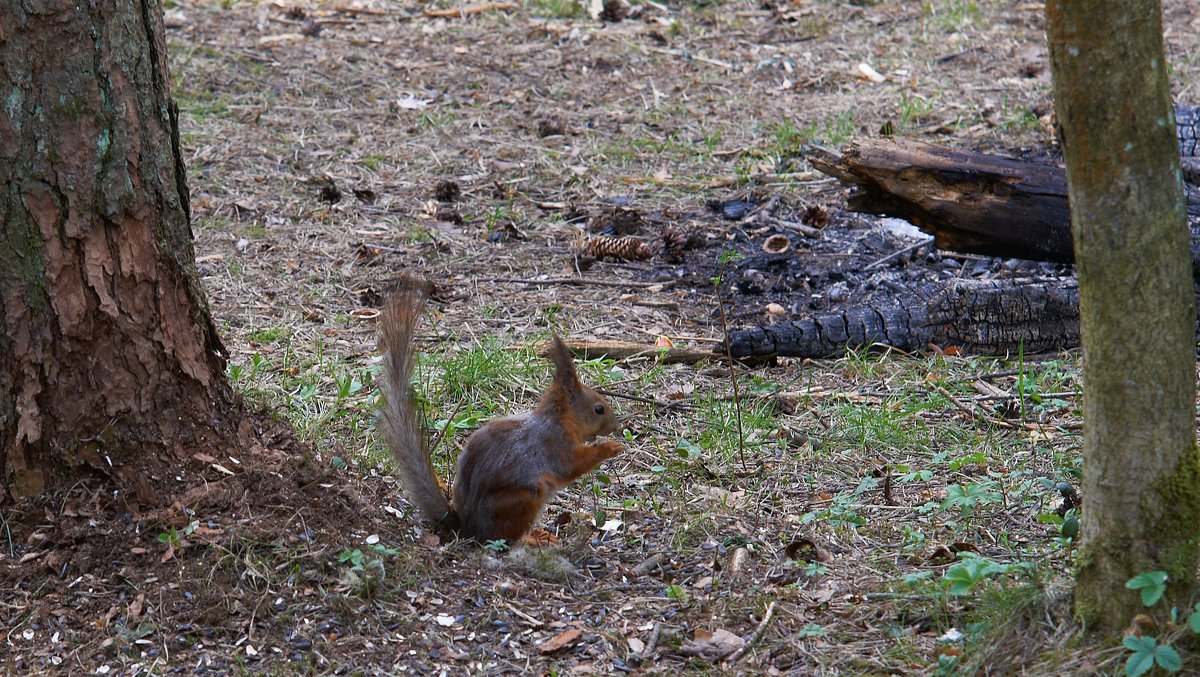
379,277,456,529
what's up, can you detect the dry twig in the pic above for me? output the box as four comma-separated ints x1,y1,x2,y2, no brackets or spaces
724,601,778,665
423,2,517,18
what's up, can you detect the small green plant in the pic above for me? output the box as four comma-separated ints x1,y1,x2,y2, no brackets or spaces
941,480,1002,516
802,111,857,146
1037,508,1079,543
339,548,366,568
1127,571,1169,607
334,369,363,401
540,302,563,327
157,520,199,548
484,539,510,554
766,119,806,156
416,111,456,129
665,584,689,603
897,467,933,484
337,547,388,598
711,249,748,470
247,326,288,345
1124,635,1182,676
798,623,827,638
1117,571,1200,676
801,493,865,527
898,91,935,128
942,555,1010,595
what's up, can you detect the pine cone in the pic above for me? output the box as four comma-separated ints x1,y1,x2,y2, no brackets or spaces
588,206,644,236
584,236,653,261
658,224,686,262
801,204,830,229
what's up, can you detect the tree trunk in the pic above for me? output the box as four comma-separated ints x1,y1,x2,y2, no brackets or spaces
1047,0,1200,631
1,1,234,503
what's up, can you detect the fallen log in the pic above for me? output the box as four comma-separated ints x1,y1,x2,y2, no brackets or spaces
807,138,1200,266
724,110,1200,360
724,278,1080,359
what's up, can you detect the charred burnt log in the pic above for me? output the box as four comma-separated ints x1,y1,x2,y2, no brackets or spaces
725,278,1080,359
1179,105,1200,156
807,110,1200,267
807,140,1075,262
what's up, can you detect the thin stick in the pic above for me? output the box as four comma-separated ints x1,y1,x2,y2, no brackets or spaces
864,237,934,271
595,388,698,414
422,2,517,18
934,383,1014,429
714,260,747,471
724,601,778,665
426,399,464,460
486,276,667,289
931,383,1069,431
762,215,823,238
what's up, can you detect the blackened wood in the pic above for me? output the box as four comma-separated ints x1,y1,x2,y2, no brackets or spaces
725,279,1080,359
808,139,1200,266
808,139,1077,263
1179,105,1200,157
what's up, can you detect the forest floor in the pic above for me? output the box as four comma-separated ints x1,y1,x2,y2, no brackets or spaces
5,0,1200,675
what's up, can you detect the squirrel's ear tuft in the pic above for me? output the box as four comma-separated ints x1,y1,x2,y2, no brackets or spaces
549,335,581,388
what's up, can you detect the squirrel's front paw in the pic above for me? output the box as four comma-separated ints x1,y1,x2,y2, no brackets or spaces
596,440,624,459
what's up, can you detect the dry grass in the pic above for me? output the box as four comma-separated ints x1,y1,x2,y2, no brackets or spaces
5,0,1200,674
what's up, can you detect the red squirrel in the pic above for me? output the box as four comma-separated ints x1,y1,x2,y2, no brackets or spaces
379,276,623,542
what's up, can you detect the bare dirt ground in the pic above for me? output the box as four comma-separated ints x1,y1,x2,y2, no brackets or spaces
5,0,1200,675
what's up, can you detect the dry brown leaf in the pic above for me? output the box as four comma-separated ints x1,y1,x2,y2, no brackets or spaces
809,583,837,605
538,627,582,654
694,485,745,503
680,627,744,658
665,383,693,400
127,594,145,620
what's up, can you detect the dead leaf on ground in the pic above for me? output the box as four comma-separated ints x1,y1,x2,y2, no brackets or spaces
665,383,694,400
539,627,583,654
679,627,744,659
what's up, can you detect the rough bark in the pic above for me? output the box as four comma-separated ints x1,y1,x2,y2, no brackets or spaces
1,1,233,502
1047,0,1200,632
724,279,1080,359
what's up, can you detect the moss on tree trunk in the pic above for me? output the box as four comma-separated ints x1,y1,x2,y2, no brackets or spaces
0,0,234,502
1047,0,1199,632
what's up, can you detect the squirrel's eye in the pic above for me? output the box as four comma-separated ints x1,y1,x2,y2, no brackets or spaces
594,404,605,415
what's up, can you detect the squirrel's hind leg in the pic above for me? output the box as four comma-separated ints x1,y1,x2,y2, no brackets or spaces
470,483,549,542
